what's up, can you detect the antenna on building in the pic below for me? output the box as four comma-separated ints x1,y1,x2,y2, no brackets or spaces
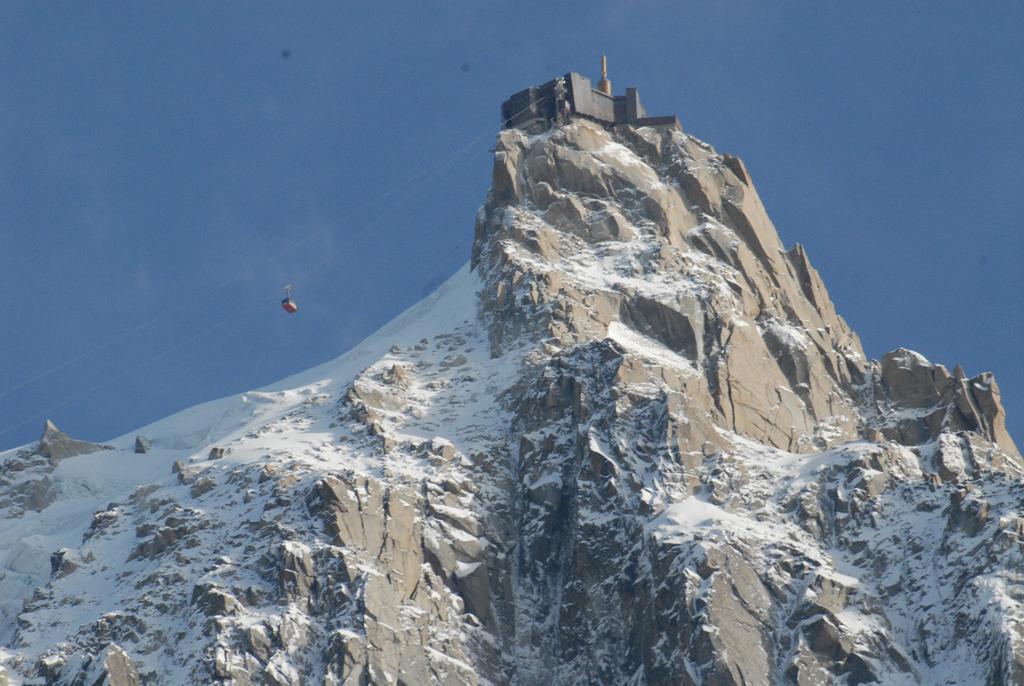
598,54,612,96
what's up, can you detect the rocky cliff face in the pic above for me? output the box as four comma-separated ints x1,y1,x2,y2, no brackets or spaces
1,119,1020,686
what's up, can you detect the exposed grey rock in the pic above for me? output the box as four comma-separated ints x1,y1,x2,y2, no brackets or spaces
22,475,57,512
872,349,1019,454
133,436,151,454
49,547,82,578
191,584,243,617
93,644,140,686
189,476,215,498
38,654,64,683
245,624,273,663
803,614,853,660
36,419,111,465
477,120,871,454
2,114,1020,686
279,541,314,604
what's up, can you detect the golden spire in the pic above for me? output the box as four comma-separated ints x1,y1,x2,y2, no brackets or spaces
597,54,612,95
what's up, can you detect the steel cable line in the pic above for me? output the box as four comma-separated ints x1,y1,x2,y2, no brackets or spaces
0,99,543,404
72,235,472,441
0,136,478,402
0,99,549,443
0,229,369,442
0,165,462,443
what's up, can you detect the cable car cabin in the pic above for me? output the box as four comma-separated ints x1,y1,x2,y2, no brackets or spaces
281,297,298,314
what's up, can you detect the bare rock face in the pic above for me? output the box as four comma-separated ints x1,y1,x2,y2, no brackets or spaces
476,120,866,455
870,348,1019,454
0,421,113,517
97,644,140,686
1,118,1019,686
37,419,112,465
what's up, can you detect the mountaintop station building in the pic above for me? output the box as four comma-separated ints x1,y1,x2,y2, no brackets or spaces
501,56,681,132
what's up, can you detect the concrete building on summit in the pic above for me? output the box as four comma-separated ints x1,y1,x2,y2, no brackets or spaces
501,56,681,132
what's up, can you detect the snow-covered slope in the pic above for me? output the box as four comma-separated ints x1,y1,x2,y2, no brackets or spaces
1,118,1020,685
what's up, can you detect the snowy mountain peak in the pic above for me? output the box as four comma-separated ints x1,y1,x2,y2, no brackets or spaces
475,119,1015,456
1,117,1020,685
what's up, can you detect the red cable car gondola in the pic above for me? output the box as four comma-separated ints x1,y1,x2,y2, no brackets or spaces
281,284,298,313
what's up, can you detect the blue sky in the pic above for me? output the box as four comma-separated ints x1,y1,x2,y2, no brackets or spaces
1,1,1021,448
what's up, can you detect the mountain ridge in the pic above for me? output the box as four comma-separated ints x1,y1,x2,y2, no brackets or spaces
1,117,1020,685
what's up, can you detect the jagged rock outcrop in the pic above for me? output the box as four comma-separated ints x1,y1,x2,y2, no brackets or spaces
37,419,112,465
868,348,1018,453
1,117,1019,686
0,421,113,518
134,436,151,454
475,120,868,456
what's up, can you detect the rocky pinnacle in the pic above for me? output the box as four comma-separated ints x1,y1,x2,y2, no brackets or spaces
0,119,1020,685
